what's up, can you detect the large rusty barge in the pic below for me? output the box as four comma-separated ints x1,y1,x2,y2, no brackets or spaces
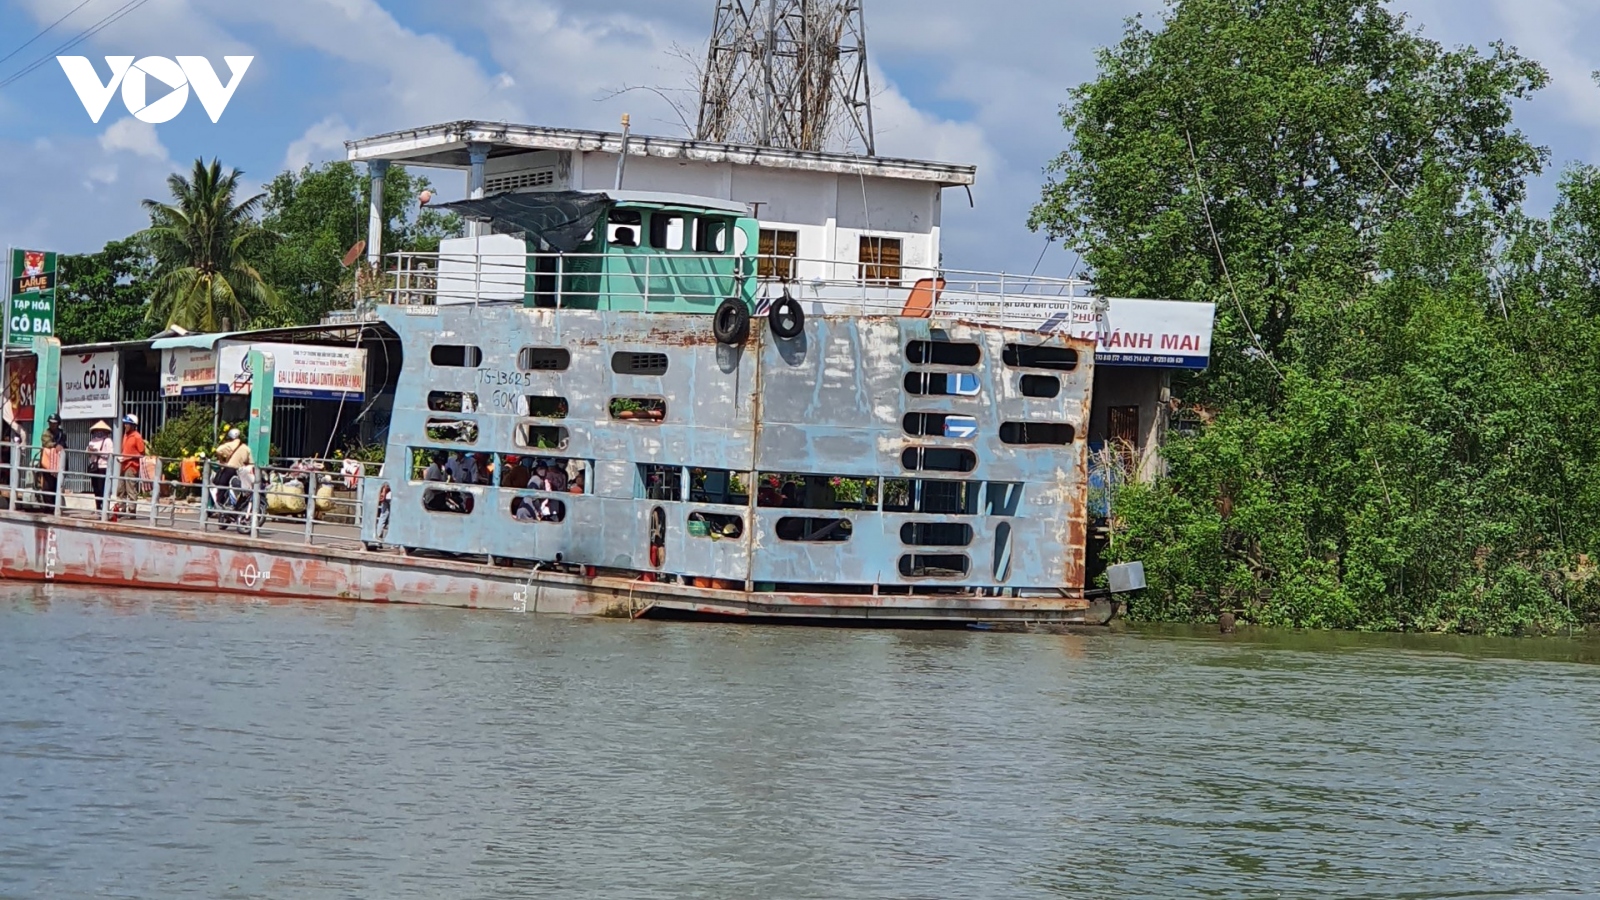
0,121,1214,624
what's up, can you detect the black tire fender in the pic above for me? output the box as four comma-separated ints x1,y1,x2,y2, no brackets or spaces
769,295,805,340
713,298,751,344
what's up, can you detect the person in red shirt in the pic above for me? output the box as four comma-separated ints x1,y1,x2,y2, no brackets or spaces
116,414,146,516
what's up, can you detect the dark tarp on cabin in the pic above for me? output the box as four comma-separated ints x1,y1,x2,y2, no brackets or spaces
433,191,611,252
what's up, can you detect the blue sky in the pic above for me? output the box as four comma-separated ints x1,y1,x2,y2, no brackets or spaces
1,0,1599,279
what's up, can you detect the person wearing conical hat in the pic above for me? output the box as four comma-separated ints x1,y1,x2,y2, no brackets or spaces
86,421,113,512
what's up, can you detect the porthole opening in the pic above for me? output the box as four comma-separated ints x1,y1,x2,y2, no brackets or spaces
999,422,1076,445
688,511,744,539
510,495,567,523
900,522,974,547
610,397,666,421
424,418,478,444
906,340,981,366
898,554,970,578
904,412,978,438
775,517,853,542
1019,375,1060,398
901,446,977,473
612,351,669,375
1003,343,1078,371
427,390,478,412
518,347,571,371
431,344,481,367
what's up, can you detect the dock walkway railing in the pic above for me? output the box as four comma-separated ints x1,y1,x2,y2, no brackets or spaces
2,445,381,553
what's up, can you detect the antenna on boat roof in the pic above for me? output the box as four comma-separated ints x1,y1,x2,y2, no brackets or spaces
696,0,876,156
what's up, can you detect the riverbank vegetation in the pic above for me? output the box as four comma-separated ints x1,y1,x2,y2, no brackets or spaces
1033,0,1600,633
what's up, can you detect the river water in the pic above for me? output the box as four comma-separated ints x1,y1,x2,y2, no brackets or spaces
3,586,1600,899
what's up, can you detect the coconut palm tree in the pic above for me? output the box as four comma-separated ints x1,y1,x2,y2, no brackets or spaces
142,158,279,332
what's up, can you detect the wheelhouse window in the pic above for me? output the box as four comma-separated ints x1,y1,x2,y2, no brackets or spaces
607,209,642,247
695,218,730,254
859,236,902,285
649,213,687,251
758,228,799,280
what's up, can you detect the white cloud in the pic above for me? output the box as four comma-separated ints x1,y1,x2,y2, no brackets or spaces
99,117,169,160
283,115,351,171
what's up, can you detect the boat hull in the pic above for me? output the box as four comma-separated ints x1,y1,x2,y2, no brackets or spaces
0,511,1105,624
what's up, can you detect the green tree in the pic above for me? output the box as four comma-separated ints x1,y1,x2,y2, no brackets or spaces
56,237,154,345
142,158,280,333
1029,0,1548,405
1036,0,1600,634
258,161,459,325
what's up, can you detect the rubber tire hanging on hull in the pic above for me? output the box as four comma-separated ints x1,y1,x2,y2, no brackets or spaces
769,295,805,340
713,298,751,344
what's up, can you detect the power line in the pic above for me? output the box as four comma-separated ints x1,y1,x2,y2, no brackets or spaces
0,0,150,93
0,0,97,71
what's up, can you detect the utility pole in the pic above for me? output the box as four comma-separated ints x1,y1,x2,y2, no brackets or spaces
696,0,877,156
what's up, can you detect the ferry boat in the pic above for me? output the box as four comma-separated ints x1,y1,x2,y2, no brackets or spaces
0,119,1214,625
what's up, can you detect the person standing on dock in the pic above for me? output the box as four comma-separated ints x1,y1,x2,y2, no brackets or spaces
86,421,113,512
116,415,146,519
38,415,66,509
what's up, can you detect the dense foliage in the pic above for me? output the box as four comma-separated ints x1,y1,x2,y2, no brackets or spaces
1034,0,1600,633
55,238,154,345
257,161,457,326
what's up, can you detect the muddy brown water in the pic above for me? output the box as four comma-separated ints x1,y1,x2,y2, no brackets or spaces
3,585,1599,898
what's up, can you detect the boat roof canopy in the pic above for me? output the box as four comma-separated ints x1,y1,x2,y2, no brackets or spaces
345,121,977,187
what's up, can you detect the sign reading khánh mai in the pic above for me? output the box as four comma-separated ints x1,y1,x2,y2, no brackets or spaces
7,249,57,348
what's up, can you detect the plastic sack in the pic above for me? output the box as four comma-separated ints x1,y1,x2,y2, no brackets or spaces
266,479,307,515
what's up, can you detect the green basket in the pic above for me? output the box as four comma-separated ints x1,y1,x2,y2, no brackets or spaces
687,518,709,537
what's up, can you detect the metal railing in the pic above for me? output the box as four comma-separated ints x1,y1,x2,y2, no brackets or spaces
2,444,383,553
381,248,1101,330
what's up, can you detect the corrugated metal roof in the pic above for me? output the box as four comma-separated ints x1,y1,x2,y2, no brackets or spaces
150,332,237,350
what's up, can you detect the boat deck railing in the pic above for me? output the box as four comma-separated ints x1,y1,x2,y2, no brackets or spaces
2,447,381,553
383,249,1099,328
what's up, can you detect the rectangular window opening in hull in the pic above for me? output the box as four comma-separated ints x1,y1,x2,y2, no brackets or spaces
757,473,878,510
690,468,750,506
501,456,586,494
639,464,683,502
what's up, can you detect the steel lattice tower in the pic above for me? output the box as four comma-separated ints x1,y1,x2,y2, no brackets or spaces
695,0,876,155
